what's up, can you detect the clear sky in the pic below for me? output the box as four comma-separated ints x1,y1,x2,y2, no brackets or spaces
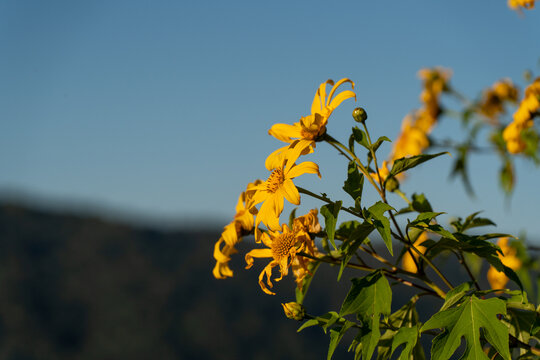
1,1,539,240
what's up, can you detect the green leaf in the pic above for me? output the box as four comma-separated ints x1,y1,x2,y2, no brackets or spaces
372,136,391,153
503,307,538,350
500,159,515,195
411,223,456,241
321,201,342,250
352,126,370,150
462,212,496,231
377,298,423,360
388,152,448,179
411,193,433,213
390,325,419,360
421,295,510,360
288,207,298,230
298,311,339,333
337,222,374,281
409,212,445,227
440,282,471,311
328,322,355,360
343,161,364,210
340,271,392,360
366,201,395,255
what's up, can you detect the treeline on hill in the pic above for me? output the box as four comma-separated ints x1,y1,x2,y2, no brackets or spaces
0,202,499,360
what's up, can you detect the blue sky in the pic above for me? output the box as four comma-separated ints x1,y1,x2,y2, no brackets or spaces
1,1,539,240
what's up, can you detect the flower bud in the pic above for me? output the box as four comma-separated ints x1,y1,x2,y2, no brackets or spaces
281,302,305,321
352,107,368,123
385,176,400,192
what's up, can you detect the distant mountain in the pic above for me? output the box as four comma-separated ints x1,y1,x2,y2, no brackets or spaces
0,202,487,359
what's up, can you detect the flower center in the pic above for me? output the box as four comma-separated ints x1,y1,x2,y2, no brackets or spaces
271,232,296,258
266,169,284,193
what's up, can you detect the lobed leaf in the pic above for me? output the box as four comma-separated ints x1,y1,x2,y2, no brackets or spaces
421,295,510,360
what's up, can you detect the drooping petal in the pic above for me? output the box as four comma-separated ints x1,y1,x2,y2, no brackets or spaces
213,238,231,263
258,263,276,295
221,222,239,247
280,179,300,205
213,262,233,279
286,161,321,179
328,90,357,111
245,248,273,268
327,78,355,107
268,123,302,143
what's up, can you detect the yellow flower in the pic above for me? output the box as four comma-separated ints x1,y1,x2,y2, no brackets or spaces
390,115,430,161
212,180,261,279
487,237,522,290
502,77,540,153
384,67,452,180
369,160,390,184
402,232,429,273
293,208,322,234
479,79,519,123
291,209,321,288
508,0,535,10
268,78,356,144
245,224,312,295
252,140,320,231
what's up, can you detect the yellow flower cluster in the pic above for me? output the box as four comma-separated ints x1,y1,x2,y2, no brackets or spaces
213,79,356,295
508,0,535,10
487,237,521,290
478,79,519,123
502,77,540,154
373,67,451,182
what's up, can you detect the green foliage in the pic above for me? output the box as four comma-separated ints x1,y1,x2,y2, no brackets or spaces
341,271,392,360
321,201,343,250
421,295,511,360
387,152,448,181
365,201,395,255
337,221,374,281
343,160,364,211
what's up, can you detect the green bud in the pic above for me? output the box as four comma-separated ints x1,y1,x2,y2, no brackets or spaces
353,107,368,123
385,176,400,193
281,302,306,321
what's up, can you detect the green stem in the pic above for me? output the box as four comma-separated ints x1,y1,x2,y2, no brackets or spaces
322,133,384,198
296,186,363,219
394,189,411,205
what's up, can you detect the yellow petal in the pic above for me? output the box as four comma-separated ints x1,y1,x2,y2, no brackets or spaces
311,79,334,114
213,239,231,263
328,90,356,110
245,248,273,269
265,144,290,171
283,139,314,173
327,78,354,105
213,262,233,279
287,161,321,179
258,263,276,295
280,179,300,205
268,123,302,143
